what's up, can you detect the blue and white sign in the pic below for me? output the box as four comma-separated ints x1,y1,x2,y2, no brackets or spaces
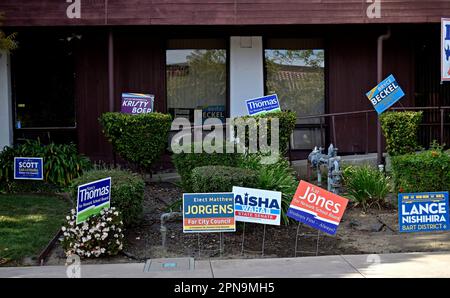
14,157,44,180
202,105,226,123
233,186,282,226
245,94,281,116
441,18,450,81
366,75,405,114
399,191,450,233
76,177,111,224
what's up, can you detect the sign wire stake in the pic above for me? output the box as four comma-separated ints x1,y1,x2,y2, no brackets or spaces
261,224,267,257
197,233,201,258
241,222,246,256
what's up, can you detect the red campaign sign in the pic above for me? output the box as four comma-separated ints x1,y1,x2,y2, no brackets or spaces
235,211,277,220
287,180,349,235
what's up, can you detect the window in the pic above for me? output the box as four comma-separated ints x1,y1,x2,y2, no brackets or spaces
265,39,325,150
13,32,76,129
166,39,227,123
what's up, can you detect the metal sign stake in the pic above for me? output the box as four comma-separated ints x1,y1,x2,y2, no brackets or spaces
261,224,267,257
241,222,246,256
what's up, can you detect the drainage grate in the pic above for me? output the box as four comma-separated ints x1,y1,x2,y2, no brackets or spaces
143,257,195,272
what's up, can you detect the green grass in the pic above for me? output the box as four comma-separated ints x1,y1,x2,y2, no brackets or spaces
0,195,71,265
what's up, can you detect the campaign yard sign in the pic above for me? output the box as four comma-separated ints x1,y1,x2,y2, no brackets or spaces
245,94,281,116
121,93,154,115
233,186,282,226
14,157,43,180
183,193,235,233
202,105,226,123
366,75,405,114
441,18,450,81
76,177,111,224
398,191,450,233
287,180,349,235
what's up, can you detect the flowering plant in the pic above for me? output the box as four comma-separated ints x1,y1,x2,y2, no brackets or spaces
61,207,124,258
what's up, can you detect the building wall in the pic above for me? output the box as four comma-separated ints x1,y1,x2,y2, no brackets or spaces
0,50,13,150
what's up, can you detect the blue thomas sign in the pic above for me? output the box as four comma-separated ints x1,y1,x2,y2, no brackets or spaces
366,74,405,114
76,177,111,224
399,191,450,233
245,94,281,116
14,157,44,180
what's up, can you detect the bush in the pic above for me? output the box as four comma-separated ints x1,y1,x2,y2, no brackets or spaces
234,111,296,154
239,154,298,225
380,111,423,156
391,149,450,193
99,112,172,171
343,165,391,210
191,166,258,193
70,169,145,227
172,142,241,192
0,140,91,191
61,207,124,258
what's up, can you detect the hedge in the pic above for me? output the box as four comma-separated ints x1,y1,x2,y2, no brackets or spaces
191,166,258,193
234,111,296,154
70,169,145,227
99,112,172,170
172,142,242,192
379,111,423,156
391,150,450,193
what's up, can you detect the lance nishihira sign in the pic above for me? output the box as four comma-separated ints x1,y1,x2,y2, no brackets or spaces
287,180,349,235
245,94,281,116
442,18,450,81
121,93,154,115
183,193,235,233
399,191,450,233
76,177,111,224
14,157,44,180
366,74,405,114
233,186,282,226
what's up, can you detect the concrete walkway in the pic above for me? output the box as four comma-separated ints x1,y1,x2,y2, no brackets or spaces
1,252,450,278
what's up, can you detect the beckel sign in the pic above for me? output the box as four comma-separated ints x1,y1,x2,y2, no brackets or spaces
245,94,281,116
14,157,44,180
233,186,282,226
287,180,349,235
366,74,405,114
183,193,235,233
399,191,450,233
121,93,154,115
76,177,111,224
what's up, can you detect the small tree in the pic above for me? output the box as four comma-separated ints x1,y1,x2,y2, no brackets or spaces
0,13,17,51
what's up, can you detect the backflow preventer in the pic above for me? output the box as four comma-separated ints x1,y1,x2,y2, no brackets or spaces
307,144,342,194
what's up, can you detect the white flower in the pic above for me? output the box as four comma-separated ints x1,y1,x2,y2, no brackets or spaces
62,226,66,232
66,216,71,220
113,212,119,216
100,248,106,253
71,209,76,215
106,217,112,222
114,234,118,238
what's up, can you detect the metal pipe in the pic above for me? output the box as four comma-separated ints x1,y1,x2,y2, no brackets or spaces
160,212,182,249
108,30,114,112
377,27,391,165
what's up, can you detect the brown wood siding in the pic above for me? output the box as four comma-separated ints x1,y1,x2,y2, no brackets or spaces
3,0,450,27
75,31,113,161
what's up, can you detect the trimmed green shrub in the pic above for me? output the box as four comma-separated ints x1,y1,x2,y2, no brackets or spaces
70,169,145,227
0,140,91,191
391,149,450,193
239,154,298,225
343,165,391,210
172,142,241,192
191,165,258,193
99,112,172,170
380,111,423,156
234,111,296,154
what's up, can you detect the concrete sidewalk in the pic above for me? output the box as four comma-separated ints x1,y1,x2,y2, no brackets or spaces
1,252,449,278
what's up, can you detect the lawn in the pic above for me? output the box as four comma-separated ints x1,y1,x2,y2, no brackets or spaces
0,195,71,266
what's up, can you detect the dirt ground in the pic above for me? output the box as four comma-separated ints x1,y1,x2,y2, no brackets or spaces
45,182,450,265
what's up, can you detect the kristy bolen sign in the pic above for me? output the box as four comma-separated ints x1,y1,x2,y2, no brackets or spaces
121,93,154,115
76,177,111,224
14,157,44,180
233,186,282,226
183,193,235,233
287,180,349,235
245,94,281,116
399,191,450,233
366,74,405,114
